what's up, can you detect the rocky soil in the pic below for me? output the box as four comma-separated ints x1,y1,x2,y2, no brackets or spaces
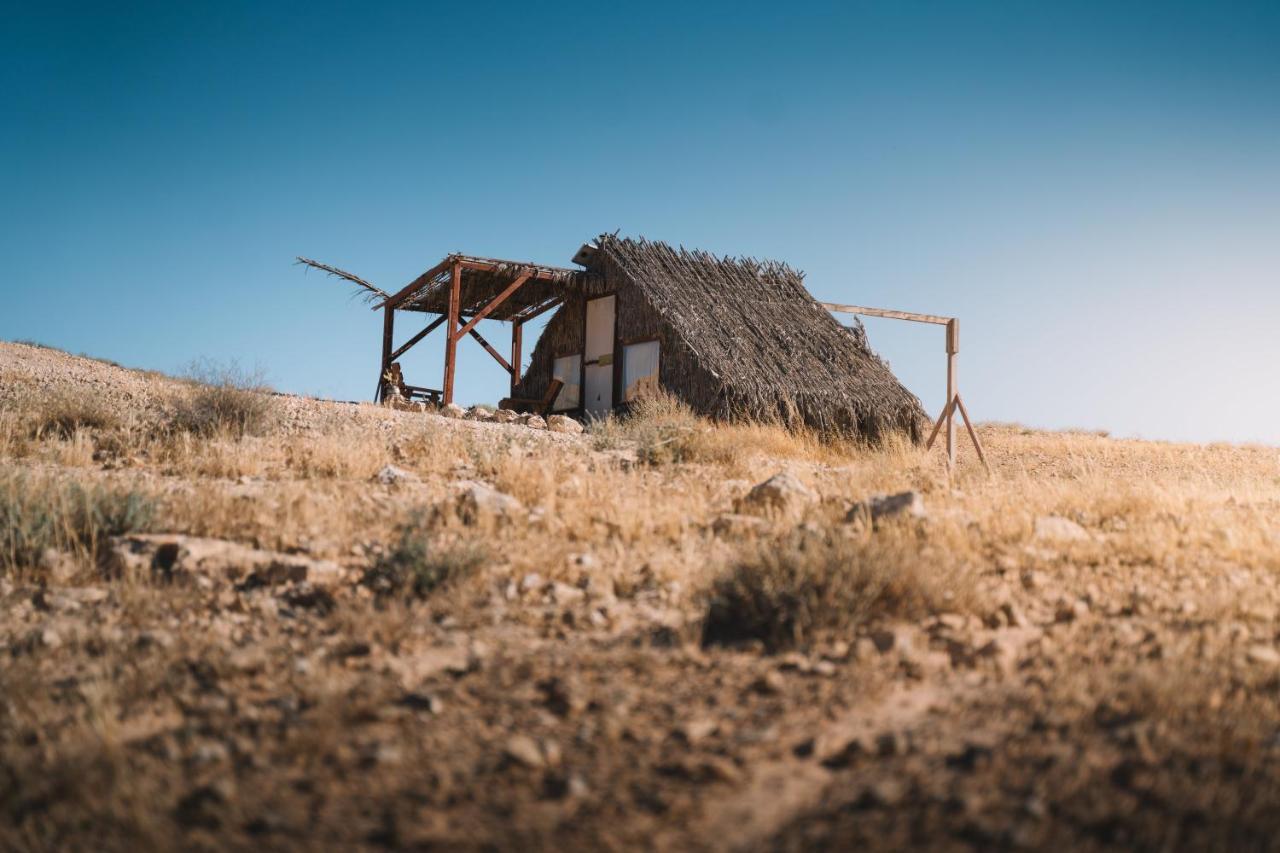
3,341,1280,851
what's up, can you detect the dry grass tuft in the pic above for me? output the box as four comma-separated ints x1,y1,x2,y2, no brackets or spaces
361,519,489,599
0,473,155,575
702,527,958,652
27,388,122,439
167,360,278,438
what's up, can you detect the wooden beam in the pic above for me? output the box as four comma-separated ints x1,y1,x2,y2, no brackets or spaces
451,271,531,343
389,314,446,362
925,396,959,453
511,321,523,394
443,262,461,405
512,297,563,324
469,328,512,374
821,302,953,327
954,395,991,473
377,305,394,402
376,256,454,310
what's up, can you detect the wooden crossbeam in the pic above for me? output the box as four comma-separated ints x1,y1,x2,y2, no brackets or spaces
452,271,531,343
390,314,446,361
468,328,512,374
377,256,455,310
821,302,953,326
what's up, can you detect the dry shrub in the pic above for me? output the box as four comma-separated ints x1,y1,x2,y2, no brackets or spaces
702,527,957,652
0,474,154,575
168,360,277,438
362,520,488,599
593,391,862,469
27,387,121,438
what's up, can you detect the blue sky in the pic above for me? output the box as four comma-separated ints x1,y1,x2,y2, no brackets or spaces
3,1,1278,443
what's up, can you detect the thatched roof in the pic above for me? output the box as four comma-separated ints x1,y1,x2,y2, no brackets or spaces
387,253,597,322
589,235,928,440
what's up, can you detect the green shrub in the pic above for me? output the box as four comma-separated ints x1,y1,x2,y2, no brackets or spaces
0,476,155,575
361,522,487,599
168,360,277,438
702,530,944,652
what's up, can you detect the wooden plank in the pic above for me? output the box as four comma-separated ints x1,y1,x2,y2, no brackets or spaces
452,272,531,342
376,256,455,310
390,314,446,361
954,395,991,473
924,396,959,452
821,302,953,326
469,328,512,374
378,306,394,402
443,262,461,405
512,297,563,324
511,321,523,394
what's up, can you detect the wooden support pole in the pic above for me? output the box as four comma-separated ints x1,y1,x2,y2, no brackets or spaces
945,318,959,471
511,321,523,395
469,328,512,373
452,272,531,342
443,262,461,405
954,394,991,474
378,305,394,402
925,396,959,453
390,314,446,362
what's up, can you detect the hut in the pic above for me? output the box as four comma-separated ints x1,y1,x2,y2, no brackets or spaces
511,235,927,441
304,235,927,441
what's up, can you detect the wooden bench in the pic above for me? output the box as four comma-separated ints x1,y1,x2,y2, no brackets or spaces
499,378,564,418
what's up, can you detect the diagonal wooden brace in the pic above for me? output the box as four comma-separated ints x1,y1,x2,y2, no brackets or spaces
469,328,512,373
452,272,531,343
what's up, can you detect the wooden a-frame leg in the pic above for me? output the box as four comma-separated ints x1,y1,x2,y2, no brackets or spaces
954,394,991,474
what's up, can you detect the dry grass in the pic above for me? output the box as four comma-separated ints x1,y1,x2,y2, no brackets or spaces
167,360,278,438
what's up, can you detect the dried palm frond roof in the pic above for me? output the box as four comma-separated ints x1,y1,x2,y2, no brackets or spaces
379,253,599,322
590,235,928,439
295,257,389,303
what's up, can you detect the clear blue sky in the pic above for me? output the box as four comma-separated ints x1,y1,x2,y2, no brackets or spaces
4,1,1278,443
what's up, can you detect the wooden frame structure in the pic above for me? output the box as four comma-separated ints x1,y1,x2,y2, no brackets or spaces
821,303,989,473
370,255,585,406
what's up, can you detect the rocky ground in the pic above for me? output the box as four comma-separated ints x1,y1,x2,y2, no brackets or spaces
2,340,1280,851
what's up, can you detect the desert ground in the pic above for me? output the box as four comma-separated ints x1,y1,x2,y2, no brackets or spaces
3,339,1280,851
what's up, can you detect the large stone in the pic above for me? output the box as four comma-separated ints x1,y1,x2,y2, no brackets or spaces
466,406,495,422
846,491,926,524
108,534,345,587
735,472,817,516
493,408,520,424
439,403,466,419
546,414,583,435
524,415,547,431
453,482,525,527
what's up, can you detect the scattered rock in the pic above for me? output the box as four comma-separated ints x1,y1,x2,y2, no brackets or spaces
1034,516,1089,542
524,415,548,431
751,671,786,696
492,408,520,424
503,734,546,769
846,491,926,524
466,406,494,422
546,414,583,435
373,464,416,486
1247,645,1280,666
453,482,525,527
439,403,466,419
735,472,817,516
711,514,767,537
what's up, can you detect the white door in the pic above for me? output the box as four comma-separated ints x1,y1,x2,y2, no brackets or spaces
583,296,615,417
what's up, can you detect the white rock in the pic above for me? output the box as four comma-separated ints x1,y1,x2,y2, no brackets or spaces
1247,645,1280,666
736,472,817,516
1034,516,1089,542
373,464,416,486
546,414,583,435
493,408,520,424
454,482,525,527
439,403,466,419
524,415,547,430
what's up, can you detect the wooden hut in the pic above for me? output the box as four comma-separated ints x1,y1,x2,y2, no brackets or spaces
305,235,927,441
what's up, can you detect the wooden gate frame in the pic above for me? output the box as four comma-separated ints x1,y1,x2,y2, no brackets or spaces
821,303,989,474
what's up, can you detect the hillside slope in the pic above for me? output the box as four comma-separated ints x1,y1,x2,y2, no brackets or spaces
3,340,1280,850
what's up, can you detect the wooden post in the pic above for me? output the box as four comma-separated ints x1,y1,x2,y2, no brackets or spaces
945,319,959,471
378,305,394,402
511,321,523,395
443,262,461,405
